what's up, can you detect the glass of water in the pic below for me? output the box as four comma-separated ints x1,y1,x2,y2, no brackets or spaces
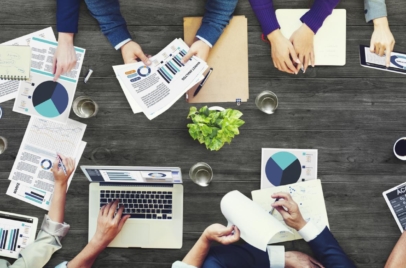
73,96,99,118
255,91,278,114
189,162,213,187
0,136,7,155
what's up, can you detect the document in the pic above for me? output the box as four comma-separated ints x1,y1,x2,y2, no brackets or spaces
221,190,290,251
252,179,329,244
13,37,85,124
7,117,86,210
0,46,31,80
112,65,142,114
114,39,207,119
0,27,56,103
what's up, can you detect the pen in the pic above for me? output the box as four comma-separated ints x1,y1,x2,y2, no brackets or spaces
58,155,67,175
84,69,93,84
269,198,280,215
193,68,213,97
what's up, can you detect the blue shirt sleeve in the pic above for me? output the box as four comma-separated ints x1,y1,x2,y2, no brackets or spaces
57,0,81,33
196,0,238,46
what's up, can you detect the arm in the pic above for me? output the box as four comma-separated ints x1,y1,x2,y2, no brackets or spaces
57,0,81,34
385,232,406,268
300,0,341,34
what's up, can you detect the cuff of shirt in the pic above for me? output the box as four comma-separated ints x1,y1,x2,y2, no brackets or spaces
115,38,132,50
250,4,280,36
196,23,222,47
365,9,388,23
196,35,213,48
297,221,323,242
55,261,68,268
171,260,197,268
41,215,70,241
300,4,333,34
105,25,132,49
267,245,285,268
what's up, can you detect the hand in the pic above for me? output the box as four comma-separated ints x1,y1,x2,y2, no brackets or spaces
92,200,130,247
182,40,211,63
371,17,395,67
285,251,324,268
267,29,300,74
121,41,151,65
289,23,315,73
203,224,240,245
271,192,306,231
53,33,77,81
51,154,75,186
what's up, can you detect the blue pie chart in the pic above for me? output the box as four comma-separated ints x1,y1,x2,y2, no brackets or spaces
32,81,69,118
265,152,302,186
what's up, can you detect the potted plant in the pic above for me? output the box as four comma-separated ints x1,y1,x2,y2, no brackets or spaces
187,106,245,151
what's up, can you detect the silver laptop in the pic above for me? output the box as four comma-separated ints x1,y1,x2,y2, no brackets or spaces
81,165,183,249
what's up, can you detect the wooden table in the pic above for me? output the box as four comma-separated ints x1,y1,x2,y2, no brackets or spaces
1,0,406,267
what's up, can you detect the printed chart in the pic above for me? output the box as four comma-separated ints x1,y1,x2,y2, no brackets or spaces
32,81,69,118
157,49,187,84
261,148,318,189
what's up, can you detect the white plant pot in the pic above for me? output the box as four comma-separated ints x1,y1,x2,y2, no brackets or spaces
208,106,225,112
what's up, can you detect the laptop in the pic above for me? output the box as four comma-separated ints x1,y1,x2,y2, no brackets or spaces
276,9,346,66
81,165,183,248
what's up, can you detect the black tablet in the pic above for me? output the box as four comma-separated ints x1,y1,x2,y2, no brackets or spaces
359,45,406,75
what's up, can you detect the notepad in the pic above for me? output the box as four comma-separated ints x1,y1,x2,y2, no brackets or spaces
0,46,31,80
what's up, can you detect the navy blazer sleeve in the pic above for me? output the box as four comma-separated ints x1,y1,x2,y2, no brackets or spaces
57,0,81,33
307,227,356,268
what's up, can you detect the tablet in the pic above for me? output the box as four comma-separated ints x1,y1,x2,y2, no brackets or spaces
383,182,406,233
0,211,38,259
359,45,406,75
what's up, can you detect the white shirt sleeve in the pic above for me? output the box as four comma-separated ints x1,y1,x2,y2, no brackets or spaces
297,220,324,242
171,261,197,268
267,245,285,268
196,35,213,48
115,38,132,50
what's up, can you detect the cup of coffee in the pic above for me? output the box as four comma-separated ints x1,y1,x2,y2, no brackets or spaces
255,91,278,114
0,136,7,155
394,138,406,160
73,96,99,118
189,162,213,187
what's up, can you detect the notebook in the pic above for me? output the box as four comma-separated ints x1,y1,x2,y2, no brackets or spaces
252,179,329,244
276,9,346,66
183,15,249,104
0,46,31,80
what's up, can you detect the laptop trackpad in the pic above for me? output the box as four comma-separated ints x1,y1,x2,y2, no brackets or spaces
125,223,149,247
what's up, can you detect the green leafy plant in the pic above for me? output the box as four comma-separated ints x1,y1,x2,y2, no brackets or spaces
187,106,245,151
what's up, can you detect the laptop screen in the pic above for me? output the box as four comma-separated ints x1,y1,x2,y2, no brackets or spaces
80,166,182,184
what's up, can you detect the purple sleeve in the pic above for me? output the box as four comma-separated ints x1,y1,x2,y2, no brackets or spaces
248,0,280,36
300,0,341,34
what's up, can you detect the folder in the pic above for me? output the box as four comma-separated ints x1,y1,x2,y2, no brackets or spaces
184,15,249,103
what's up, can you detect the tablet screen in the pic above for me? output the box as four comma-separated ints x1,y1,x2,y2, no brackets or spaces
364,47,406,70
384,184,406,232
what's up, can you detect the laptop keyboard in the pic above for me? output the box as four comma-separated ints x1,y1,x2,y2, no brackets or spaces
100,190,173,220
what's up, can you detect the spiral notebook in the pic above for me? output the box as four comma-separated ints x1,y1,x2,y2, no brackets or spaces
0,46,31,80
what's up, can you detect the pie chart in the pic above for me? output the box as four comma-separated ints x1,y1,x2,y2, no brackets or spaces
32,81,69,118
265,152,302,186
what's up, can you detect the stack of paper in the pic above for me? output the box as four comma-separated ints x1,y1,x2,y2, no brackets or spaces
7,117,87,210
113,38,208,119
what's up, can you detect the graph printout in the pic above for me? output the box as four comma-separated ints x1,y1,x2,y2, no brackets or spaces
7,117,86,210
0,211,37,259
13,37,85,124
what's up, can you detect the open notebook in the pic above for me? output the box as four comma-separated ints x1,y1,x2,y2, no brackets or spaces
0,46,31,80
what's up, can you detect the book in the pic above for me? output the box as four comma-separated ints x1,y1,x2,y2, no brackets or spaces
0,46,31,80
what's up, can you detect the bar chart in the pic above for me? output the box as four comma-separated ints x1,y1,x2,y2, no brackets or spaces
157,49,187,84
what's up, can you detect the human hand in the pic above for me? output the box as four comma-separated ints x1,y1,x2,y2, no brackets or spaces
271,192,306,231
51,154,75,186
121,41,151,65
285,251,324,268
92,200,131,247
53,33,77,81
289,23,315,73
203,224,240,245
371,17,395,67
182,40,211,63
267,29,300,74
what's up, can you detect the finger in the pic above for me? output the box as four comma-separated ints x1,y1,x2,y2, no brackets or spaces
288,45,299,64
272,60,277,68
311,50,315,67
374,43,380,55
53,65,63,81
182,49,195,64
299,54,304,73
104,201,113,216
100,205,106,216
272,199,294,212
370,41,375,53
271,192,293,202
118,215,131,231
232,226,241,240
309,256,324,268
218,225,234,236
52,157,59,172
283,61,295,74
137,51,151,66
385,48,391,67
378,45,385,56
275,206,290,218
108,199,120,218
114,205,125,223
52,57,57,75
304,54,309,73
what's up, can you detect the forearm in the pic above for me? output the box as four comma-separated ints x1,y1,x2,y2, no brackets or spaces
48,182,67,223
182,234,211,267
57,0,81,33
385,232,406,268
67,239,106,268
300,0,340,34
249,0,280,36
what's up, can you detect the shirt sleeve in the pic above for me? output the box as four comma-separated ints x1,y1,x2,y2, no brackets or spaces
297,220,323,242
248,0,280,36
300,0,341,34
171,261,197,268
57,0,81,33
364,0,387,22
55,261,68,268
266,245,285,268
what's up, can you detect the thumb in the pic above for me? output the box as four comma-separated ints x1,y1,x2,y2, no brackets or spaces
118,215,130,231
137,51,151,66
182,49,195,64
275,206,290,219
219,225,234,236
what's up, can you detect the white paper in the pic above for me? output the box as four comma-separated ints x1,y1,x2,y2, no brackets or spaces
261,148,318,189
220,190,290,251
112,65,142,114
0,27,56,103
114,38,208,120
364,47,406,69
13,37,85,124
7,141,86,211
252,179,329,244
